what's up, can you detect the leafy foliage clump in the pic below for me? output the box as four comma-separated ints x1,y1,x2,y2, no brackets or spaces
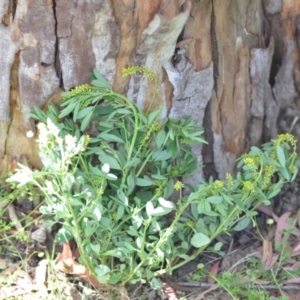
7,69,300,288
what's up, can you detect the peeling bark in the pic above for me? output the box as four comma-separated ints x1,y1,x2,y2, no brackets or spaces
0,0,300,180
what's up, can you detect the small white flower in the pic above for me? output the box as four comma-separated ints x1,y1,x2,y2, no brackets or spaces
101,163,110,174
37,123,47,130
64,134,77,152
26,130,34,138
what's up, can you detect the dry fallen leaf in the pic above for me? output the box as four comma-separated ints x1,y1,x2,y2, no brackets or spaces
261,240,274,268
207,260,220,284
56,242,110,290
162,282,178,300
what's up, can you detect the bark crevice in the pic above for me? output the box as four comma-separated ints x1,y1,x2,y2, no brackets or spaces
52,0,62,88
210,0,219,94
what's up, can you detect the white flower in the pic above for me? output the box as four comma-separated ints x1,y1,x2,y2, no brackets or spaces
101,163,110,174
64,134,77,152
26,130,34,138
37,123,47,130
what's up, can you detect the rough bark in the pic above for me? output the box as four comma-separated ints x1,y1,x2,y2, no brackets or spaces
1,0,300,182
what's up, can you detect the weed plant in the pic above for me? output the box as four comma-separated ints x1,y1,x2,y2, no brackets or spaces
6,68,300,289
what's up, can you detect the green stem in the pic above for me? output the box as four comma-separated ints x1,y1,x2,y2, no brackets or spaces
113,93,140,161
136,150,153,177
155,193,249,276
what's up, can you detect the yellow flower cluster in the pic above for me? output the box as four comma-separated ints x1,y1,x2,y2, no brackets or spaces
243,181,255,193
226,173,234,189
154,179,167,195
174,181,185,191
63,84,94,100
122,66,159,90
262,165,275,189
147,122,162,133
82,135,90,151
290,165,297,174
212,180,224,190
274,133,297,147
243,156,258,172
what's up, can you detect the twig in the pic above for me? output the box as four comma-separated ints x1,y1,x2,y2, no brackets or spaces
175,281,300,291
227,251,260,272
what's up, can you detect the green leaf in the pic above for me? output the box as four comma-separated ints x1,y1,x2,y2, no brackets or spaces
279,167,291,181
155,130,166,148
90,243,100,255
197,202,205,214
117,189,128,205
152,150,172,161
206,196,223,204
80,111,93,131
124,242,137,252
110,274,122,284
116,205,124,220
127,172,136,194
72,103,81,121
233,196,245,210
116,108,131,115
214,242,223,251
204,201,211,212
151,174,167,180
221,193,233,205
99,132,124,143
276,145,286,167
147,109,161,124
191,233,210,248
150,277,162,290
136,177,154,187
164,179,174,199
77,106,94,119
59,102,78,118
98,155,121,170
181,241,189,250
209,223,216,233
267,188,281,199
95,264,110,277
146,269,154,280
233,217,251,231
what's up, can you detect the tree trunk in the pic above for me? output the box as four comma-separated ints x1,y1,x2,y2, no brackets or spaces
1,0,300,182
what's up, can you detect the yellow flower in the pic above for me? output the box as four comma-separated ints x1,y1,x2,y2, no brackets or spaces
274,133,297,147
243,181,255,193
244,156,258,172
122,66,159,90
213,180,224,190
226,173,234,189
63,84,94,100
174,181,184,191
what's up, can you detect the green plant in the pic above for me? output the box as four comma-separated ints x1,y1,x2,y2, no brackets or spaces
6,68,300,289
